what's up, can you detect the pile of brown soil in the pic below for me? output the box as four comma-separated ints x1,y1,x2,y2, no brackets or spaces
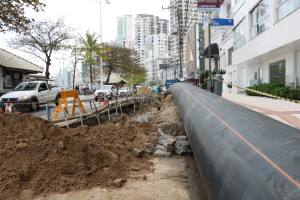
136,87,153,96
0,113,156,200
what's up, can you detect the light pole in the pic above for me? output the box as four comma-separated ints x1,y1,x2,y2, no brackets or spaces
95,0,110,85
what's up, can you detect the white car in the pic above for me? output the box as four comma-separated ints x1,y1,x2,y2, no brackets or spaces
118,87,132,96
94,85,115,96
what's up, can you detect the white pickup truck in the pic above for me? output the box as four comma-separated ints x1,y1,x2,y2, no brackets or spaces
0,81,62,111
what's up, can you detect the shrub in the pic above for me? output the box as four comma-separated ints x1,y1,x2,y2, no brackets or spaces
246,83,300,100
285,89,300,100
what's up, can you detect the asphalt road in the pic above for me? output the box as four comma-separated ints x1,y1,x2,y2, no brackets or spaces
24,95,97,120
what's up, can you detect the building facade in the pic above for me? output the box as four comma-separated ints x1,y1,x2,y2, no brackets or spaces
169,0,204,78
0,48,43,95
134,14,169,83
211,0,300,93
116,15,134,49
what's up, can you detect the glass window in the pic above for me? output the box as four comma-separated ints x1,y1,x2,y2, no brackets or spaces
39,83,48,91
277,0,300,21
233,19,246,50
250,0,270,39
231,0,245,16
14,82,38,91
269,60,286,84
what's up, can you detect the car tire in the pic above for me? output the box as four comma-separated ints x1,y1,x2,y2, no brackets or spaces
55,94,61,106
29,99,39,111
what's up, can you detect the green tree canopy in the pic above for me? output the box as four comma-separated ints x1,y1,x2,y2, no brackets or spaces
102,44,147,85
79,31,110,90
0,0,45,32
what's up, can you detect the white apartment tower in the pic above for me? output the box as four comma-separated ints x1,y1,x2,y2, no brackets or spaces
170,0,204,78
211,0,300,93
135,14,169,83
116,15,134,49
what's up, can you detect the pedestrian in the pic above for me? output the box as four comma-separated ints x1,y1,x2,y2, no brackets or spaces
79,85,84,95
93,84,97,92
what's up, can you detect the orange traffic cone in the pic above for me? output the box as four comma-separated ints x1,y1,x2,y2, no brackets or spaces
5,102,12,114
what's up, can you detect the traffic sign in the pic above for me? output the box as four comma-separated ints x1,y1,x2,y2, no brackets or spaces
197,0,221,12
211,18,234,26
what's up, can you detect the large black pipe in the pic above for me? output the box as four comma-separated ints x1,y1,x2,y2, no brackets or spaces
171,83,300,200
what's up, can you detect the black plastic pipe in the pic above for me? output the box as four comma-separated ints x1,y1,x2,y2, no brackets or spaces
171,83,300,200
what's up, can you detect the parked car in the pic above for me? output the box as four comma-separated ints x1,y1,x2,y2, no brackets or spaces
94,85,116,96
0,81,62,111
118,87,132,96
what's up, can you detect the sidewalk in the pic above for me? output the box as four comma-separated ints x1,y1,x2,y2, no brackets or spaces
222,92,300,130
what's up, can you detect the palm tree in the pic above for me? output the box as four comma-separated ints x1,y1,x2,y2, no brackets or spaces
79,30,109,91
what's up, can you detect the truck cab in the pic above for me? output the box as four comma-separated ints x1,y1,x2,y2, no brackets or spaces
0,81,62,111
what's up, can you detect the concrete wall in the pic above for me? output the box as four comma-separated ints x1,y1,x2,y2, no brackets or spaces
233,3,300,65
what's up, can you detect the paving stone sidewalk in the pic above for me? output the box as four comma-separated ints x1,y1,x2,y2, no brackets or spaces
222,92,300,130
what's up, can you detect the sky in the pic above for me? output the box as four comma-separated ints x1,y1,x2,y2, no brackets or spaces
0,0,171,74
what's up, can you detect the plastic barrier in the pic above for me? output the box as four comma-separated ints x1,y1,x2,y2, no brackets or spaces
171,83,300,200
54,90,86,119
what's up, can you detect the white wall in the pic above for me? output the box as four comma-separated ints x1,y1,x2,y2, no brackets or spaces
233,5,300,65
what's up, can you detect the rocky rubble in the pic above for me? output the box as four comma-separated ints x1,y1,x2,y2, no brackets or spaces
141,128,192,157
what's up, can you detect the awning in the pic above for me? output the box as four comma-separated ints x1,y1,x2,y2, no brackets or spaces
203,43,219,58
0,48,44,73
94,73,128,84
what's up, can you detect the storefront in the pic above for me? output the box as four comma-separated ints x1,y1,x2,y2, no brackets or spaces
0,48,43,95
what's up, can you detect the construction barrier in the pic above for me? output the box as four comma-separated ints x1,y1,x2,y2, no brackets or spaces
54,91,86,119
211,76,300,104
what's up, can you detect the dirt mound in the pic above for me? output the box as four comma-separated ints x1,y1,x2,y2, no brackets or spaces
0,113,156,200
136,87,153,96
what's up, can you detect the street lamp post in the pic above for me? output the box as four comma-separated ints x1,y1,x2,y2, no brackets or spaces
95,0,110,85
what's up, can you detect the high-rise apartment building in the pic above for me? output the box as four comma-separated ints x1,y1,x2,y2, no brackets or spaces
116,15,134,49
135,14,169,83
169,0,204,78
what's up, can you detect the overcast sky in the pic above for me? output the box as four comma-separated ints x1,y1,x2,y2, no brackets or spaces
0,0,170,72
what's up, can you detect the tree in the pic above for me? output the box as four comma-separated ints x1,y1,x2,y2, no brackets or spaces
9,18,73,79
68,41,83,90
0,0,45,32
102,45,146,85
79,31,109,91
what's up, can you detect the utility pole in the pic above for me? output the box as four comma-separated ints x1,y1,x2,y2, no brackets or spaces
208,12,213,92
177,8,183,79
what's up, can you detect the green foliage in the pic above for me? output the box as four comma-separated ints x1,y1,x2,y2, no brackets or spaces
285,89,300,100
246,83,285,96
149,81,156,87
227,82,232,88
79,31,110,89
246,83,300,100
102,45,146,85
0,0,45,32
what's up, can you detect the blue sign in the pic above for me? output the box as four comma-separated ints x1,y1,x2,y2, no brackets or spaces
211,18,234,26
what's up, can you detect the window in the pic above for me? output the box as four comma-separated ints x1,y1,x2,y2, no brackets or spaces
233,19,246,50
250,0,270,39
228,47,233,65
39,83,48,91
277,0,300,21
231,0,245,16
269,60,286,84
